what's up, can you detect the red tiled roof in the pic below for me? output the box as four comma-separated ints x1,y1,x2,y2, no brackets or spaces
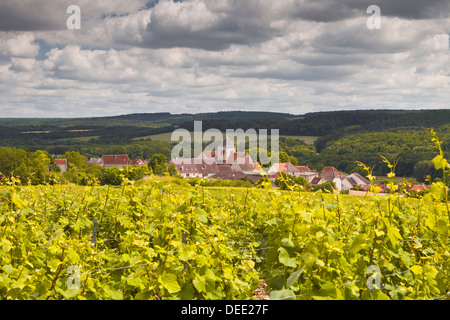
273,162,299,173
55,159,67,164
232,163,258,172
267,172,281,179
319,172,346,181
218,165,232,172
321,166,340,173
171,159,220,175
410,185,430,191
295,166,311,173
310,177,323,185
102,155,131,165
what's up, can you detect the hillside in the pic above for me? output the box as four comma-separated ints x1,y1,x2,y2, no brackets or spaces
0,109,448,178
1,109,448,146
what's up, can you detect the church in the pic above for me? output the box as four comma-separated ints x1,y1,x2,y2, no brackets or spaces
169,136,260,178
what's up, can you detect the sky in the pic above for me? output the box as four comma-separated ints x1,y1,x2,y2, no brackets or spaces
0,0,449,118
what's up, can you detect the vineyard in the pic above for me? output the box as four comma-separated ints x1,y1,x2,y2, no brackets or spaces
1,176,449,300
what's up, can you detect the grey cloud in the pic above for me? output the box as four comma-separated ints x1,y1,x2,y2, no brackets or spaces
312,31,411,55
133,0,450,52
288,1,361,22
368,0,450,20
0,1,74,31
141,21,278,51
294,54,367,67
232,65,353,82
289,0,450,22
309,19,447,56
0,0,150,32
136,1,282,51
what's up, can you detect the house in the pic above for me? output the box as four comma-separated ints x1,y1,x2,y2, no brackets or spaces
310,176,324,185
102,155,131,168
88,158,103,166
295,166,312,173
230,162,260,175
396,184,431,193
196,151,218,165
246,174,264,184
295,165,319,182
55,159,68,173
197,136,235,165
217,165,232,173
316,171,347,191
315,171,371,192
266,172,281,182
169,159,220,178
174,135,259,179
342,176,357,191
267,162,300,176
340,173,371,191
131,159,148,166
321,166,341,174
346,173,370,188
196,136,254,165
409,185,430,192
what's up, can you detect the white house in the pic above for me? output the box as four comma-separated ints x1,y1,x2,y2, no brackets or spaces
341,173,371,191
55,159,68,173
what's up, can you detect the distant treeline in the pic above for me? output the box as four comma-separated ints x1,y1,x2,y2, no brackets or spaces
177,109,450,139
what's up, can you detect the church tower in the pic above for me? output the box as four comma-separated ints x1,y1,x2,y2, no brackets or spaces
216,136,236,164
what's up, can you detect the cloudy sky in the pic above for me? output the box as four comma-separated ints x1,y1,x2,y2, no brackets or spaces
0,0,449,118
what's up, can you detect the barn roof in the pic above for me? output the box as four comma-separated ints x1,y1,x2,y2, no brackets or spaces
321,166,340,173
102,155,131,165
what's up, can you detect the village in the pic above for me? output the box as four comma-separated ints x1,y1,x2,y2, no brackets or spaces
45,137,430,195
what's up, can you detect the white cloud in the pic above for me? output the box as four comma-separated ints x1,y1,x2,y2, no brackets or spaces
0,0,449,117
0,32,40,58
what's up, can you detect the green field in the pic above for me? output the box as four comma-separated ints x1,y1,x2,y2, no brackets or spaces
133,131,318,145
281,135,319,145
54,136,101,143
1,177,449,300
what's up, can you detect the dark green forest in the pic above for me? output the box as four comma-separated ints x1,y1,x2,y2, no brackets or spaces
0,109,449,183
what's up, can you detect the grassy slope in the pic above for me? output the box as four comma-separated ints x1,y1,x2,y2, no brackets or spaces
133,131,318,145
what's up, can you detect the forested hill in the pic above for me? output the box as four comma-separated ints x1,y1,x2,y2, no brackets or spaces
1,109,448,143
0,109,448,150
1,109,448,135
177,109,450,136
0,109,449,179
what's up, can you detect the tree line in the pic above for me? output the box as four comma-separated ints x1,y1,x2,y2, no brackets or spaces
0,148,178,186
